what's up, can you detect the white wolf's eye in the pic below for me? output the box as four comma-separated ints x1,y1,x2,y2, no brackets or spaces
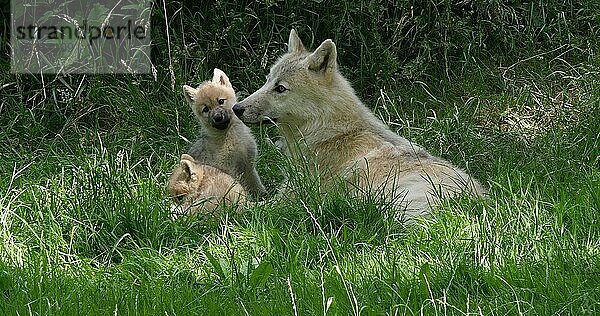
217,98,225,105
274,84,287,93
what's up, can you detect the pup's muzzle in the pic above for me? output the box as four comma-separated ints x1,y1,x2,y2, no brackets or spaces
211,112,230,130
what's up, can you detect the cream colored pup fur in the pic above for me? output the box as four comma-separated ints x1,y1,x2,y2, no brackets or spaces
183,68,266,197
168,154,246,217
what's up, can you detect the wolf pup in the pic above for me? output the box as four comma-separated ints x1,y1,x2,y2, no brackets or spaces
233,30,486,220
183,68,266,197
168,154,246,217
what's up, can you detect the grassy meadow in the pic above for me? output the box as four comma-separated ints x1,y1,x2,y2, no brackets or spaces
1,1,600,314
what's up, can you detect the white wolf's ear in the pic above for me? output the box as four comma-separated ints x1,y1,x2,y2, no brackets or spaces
183,85,197,105
288,29,306,54
212,68,232,88
307,39,337,77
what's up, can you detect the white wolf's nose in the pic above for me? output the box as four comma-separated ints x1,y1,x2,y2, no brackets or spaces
232,103,245,118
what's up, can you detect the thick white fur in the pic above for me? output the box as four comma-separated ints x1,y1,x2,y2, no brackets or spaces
236,30,486,220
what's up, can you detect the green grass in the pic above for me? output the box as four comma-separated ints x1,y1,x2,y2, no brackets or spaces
2,1,600,315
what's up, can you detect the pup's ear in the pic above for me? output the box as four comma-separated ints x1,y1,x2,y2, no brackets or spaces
183,85,197,105
212,68,232,88
180,154,195,162
180,159,199,183
307,39,337,77
180,159,192,179
288,29,305,54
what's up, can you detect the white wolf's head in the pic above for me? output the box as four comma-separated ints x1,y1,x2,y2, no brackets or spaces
184,68,237,131
233,29,347,127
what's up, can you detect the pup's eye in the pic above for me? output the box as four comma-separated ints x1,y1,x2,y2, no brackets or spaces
274,85,287,93
202,106,209,113
217,98,225,105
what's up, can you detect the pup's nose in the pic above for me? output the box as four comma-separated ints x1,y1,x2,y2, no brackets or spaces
173,194,184,204
213,113,224,122
232,103,245,118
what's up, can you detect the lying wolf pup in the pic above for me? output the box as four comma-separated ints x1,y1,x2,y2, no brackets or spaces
168,154,246,217
233,29,486,220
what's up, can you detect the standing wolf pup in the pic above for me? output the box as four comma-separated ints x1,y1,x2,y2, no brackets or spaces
183,68,266,197
233,30,486,220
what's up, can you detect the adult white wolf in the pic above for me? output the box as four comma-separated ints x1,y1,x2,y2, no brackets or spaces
233,30,486,220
